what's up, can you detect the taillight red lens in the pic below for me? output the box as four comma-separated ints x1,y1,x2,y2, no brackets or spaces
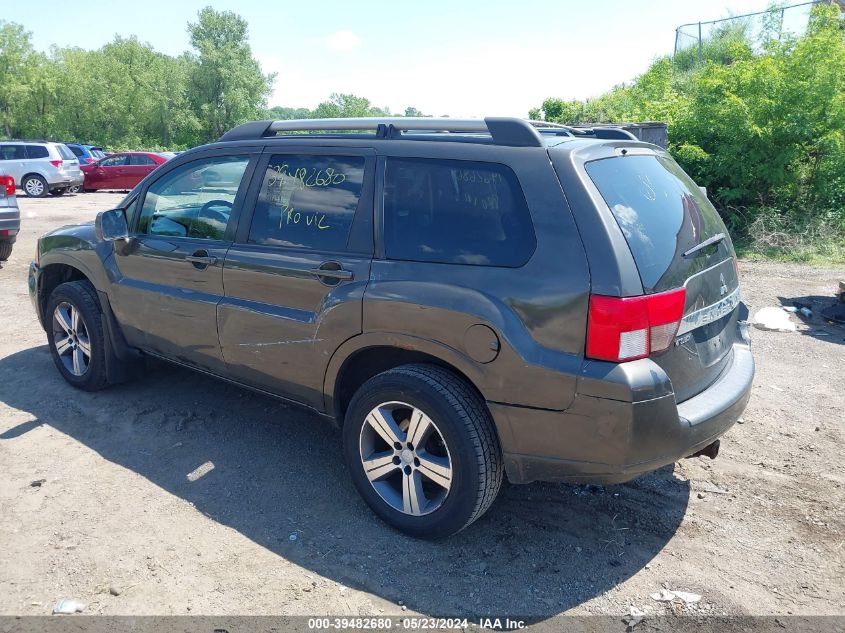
50,159,62,167
586,288,687,362
2,176,14,196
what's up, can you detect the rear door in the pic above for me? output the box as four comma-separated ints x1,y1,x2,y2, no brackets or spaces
126,153,158,188
109,151,257,373
218,148,375,409
582,151,740,402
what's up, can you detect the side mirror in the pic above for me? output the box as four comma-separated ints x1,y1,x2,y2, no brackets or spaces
95,208,129,242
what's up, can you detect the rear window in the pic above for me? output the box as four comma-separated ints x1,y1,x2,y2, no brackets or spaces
384,158,535,267
26,145,50,159
91,148,106,159
585,155,728,291
56,144,76,160
68,145,84,157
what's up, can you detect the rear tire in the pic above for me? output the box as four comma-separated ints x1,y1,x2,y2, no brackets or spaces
45,281,110,391
343,364,503,539
68,185,81,194
0,241,12,261
23,175,48,198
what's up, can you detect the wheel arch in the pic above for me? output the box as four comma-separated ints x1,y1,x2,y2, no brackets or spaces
37,262,91,329
325,334,489,424
21,172,48,186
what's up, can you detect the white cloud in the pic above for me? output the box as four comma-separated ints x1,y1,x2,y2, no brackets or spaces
325,30,361,51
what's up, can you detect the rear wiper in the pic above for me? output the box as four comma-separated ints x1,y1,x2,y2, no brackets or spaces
683,232,726,257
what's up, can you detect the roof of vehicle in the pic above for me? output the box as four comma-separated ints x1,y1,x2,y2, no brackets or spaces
0,139,69,145
215,117,640,149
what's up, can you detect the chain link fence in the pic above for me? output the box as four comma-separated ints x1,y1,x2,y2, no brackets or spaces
673,0,842,67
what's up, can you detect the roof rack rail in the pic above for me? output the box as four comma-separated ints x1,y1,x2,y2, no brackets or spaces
535,125,638,141
218,117,545,147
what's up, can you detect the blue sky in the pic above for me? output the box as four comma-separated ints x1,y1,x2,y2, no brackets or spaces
4,0,810,117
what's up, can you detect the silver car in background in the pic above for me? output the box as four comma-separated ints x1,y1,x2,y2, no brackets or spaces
0,170,20,260
0,141,84,197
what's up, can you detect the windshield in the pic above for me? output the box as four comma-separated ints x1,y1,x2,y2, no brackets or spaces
585,154,731,292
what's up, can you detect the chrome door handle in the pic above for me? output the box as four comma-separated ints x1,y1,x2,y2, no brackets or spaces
186,251,218,267
309,266,353,281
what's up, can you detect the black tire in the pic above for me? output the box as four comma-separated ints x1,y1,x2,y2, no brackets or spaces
0,241,12,261
45,280,109,391
50,188,67,196
68,185,81,194
343,364,503,539
22,174,48,198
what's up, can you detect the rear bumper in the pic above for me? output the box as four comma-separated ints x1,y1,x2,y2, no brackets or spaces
49,174,84,190
490,336,754,485
0,206,20,242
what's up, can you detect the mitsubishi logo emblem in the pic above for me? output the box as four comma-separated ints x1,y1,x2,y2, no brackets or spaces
719,273,728,296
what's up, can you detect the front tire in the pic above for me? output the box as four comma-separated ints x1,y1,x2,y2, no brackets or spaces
23,175,48,198
45,281,109,391
343,364,503,539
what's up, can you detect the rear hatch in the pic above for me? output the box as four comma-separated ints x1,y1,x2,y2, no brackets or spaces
584,152,740,403
56,144,81,174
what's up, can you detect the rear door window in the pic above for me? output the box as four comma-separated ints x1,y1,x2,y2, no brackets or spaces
130,154,156,166
247,154,366,252
26,145,50,159
585,155,730,292
383,158,535,267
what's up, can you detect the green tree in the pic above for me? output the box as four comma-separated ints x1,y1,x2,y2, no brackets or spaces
0,21,40,137
187,7,274,142
313,93,386,118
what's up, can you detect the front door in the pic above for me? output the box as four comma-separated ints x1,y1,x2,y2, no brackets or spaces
92,154,130,189
109,152,257,373
218,150,375,409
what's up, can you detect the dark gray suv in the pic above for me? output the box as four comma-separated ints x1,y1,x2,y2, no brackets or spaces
28,118,754,538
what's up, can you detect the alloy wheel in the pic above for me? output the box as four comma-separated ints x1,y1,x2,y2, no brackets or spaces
52,302,91,376
25,178,45,196
359,401,453,516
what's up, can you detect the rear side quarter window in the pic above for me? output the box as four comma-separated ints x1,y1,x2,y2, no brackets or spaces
383,158,535,267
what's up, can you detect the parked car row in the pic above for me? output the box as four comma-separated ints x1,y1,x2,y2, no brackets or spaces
0,140,174,197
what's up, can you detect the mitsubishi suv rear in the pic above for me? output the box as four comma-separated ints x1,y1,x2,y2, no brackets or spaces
28,117,754,538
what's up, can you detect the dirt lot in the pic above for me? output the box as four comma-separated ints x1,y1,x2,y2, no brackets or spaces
0,192,843,622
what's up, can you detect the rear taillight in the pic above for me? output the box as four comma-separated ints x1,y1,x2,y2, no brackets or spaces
586,288,687,362
50,159,62,168
1,176,13,196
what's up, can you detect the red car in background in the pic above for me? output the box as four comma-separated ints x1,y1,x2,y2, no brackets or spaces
81,152,174,191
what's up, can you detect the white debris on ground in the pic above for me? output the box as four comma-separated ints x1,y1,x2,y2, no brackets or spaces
752,306,797,332
650,588,702,604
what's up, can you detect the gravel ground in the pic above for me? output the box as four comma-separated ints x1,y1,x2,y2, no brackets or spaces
0,192,843,622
